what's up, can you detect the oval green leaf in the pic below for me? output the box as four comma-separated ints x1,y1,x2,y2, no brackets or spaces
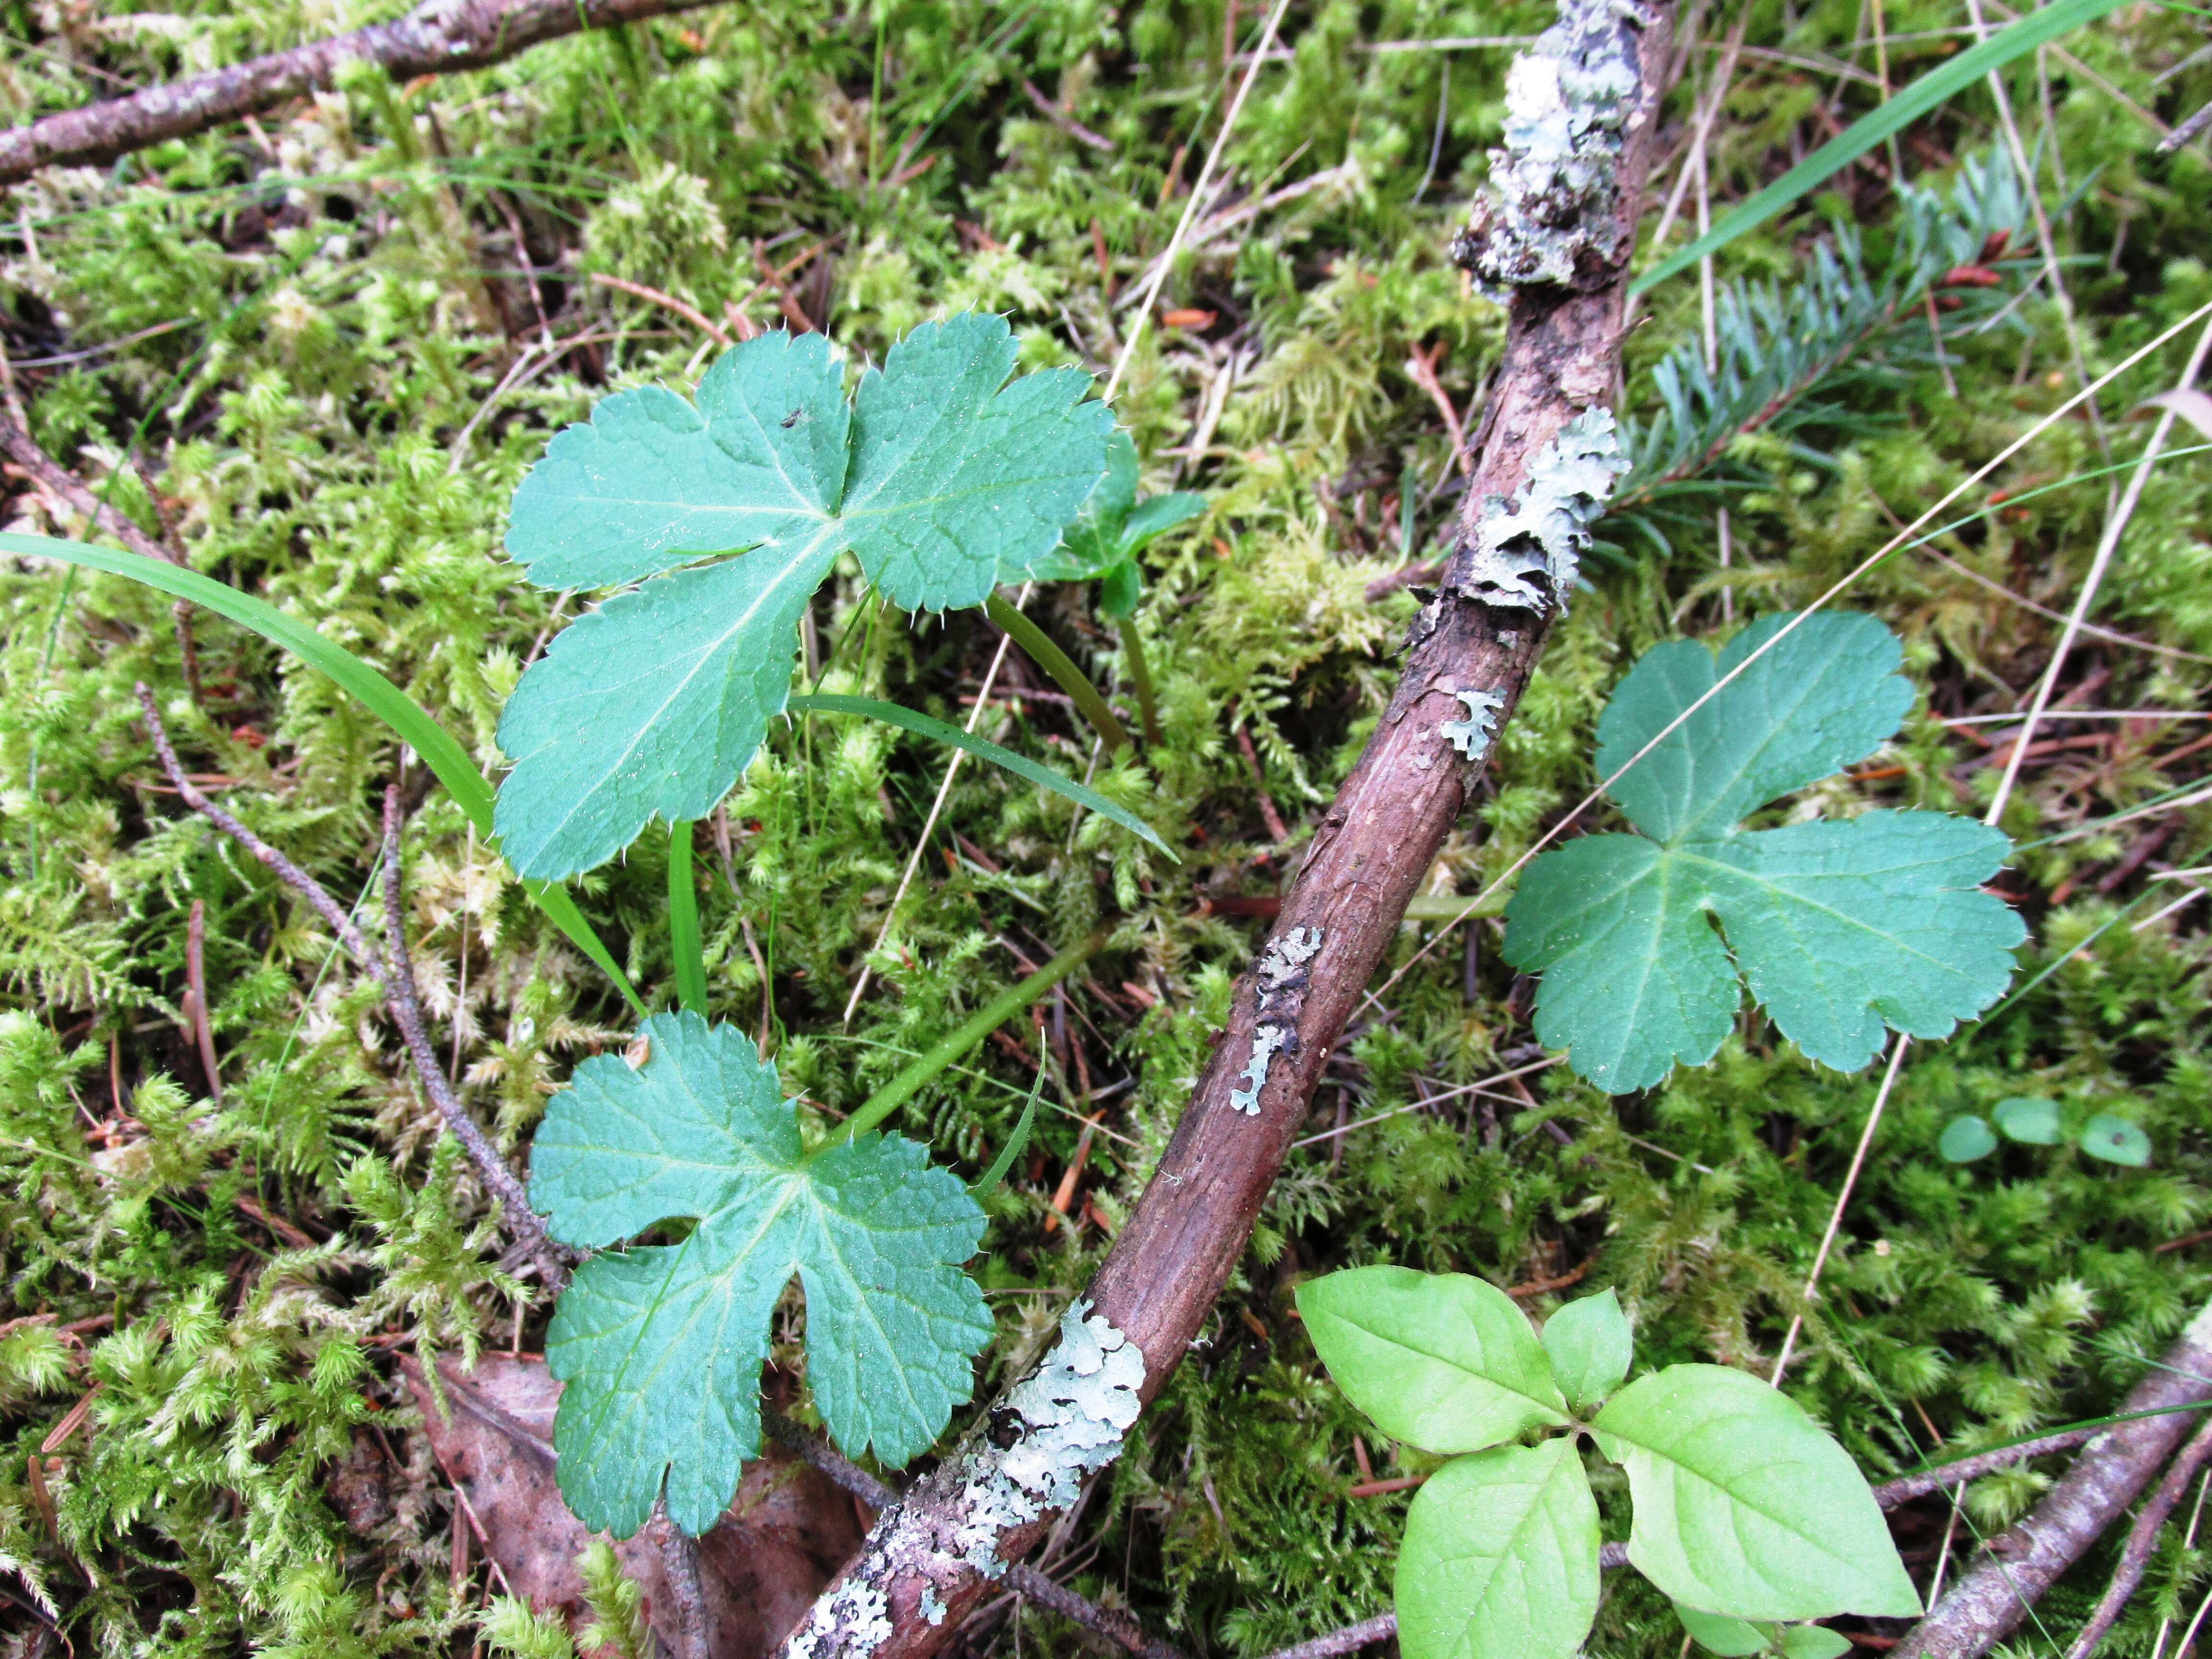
1591,1364,1920,1620
1541,1288,1633,1412
1779,1626,1854,1659
1991,1096,2063,1146
2079,1113,2151,1167
1297,1266,1568,1454
1938,1116,1997,1164
1395,1441,1601,1659
1674,1603,1773,1657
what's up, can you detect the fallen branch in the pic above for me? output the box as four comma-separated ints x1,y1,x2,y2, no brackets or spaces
762,1408,1185,1659
1899,1300,2212,1659
134,684,564,1279
0,0,723,186
780,0,1677,1651
2069,1412,2212,1659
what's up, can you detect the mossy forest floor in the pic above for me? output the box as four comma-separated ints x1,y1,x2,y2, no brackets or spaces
3,0,2212,1653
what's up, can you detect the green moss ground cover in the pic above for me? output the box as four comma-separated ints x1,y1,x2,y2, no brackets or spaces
1,0,2211,1650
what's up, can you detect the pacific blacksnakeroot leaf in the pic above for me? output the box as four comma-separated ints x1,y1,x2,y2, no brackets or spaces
1295,1267,1917,1659
528,1011,992,1538
1503,612,2025,1093
1013,428,1207,618
495,315,1114,880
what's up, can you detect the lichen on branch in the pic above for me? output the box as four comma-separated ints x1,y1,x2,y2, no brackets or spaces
1451,0,1650,295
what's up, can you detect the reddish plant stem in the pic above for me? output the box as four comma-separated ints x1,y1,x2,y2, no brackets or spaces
0,0,722,185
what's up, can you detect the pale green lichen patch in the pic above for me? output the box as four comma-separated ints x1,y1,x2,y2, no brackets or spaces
954,1301,1146,1576
1441,689,1506,760
1458,409,1630,612
1452,0,1646,294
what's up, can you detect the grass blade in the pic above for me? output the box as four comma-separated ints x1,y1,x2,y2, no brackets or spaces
1631,0,2127,296
787,693,1175,858
669,820,708,1015
3,530,646,1016
970,1044,1046,1197
826,929,1106,1149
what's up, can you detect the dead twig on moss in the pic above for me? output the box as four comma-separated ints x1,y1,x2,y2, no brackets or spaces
1899,1300,2212,1659
134,683,564,1280
0,0,724,186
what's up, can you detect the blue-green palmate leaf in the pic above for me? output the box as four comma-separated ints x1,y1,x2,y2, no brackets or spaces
1503,613,2024,1093
529,1011,993,1538
496,316,1114,879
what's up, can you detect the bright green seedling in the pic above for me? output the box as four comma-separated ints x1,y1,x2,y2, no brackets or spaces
1015,428,1204,744
1503,612,2024,1093
1675,1604,1854,1659
1941,1095,2151,1167
1296,1267,1917,1659
529,1011,993,1538
496,315,1115,879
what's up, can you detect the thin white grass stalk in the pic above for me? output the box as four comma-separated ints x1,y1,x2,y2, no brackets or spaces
1632,11,1746,331
1962,0,2109,459
1770,1033,1912,1385
2132,886,2210,934
2036,781,2212,847
2148,1466,2212,1659
1926,1483,1966,1606
1102,0,1294,404
1985,309,2212,826
1372,296,2212,1003
1289,1055,1562,1148
842,584,1032,1025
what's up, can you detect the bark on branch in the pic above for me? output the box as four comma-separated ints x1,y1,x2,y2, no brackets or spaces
0,0,723,186
778,1,1675,1652
1899,1299,2212,1659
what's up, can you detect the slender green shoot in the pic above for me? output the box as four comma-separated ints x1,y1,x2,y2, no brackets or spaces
786,694,1173,856
1117,617,1165,745
2,530,647,1016
823,929,1106,1150
970,1040,1046,1196
668,821,708,1016
984,594,1131,752
1632,0,2129,295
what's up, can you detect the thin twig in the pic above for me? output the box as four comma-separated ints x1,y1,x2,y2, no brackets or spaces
2067,1415,2212,1659
0,0,724,183
378,786,553,1257
183,898,222,1104
1022,80,1117,150
589,273,734,347
133,683,560,1274
654,1499,711,1659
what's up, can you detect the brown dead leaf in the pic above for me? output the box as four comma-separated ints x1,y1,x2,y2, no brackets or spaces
401,1354,865,1657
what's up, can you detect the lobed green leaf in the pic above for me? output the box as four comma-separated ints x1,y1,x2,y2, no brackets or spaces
530,1012,992,1537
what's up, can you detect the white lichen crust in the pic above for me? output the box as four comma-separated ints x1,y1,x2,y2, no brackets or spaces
1231,927,1324,1115
1457,408,1629,612
1441,689,1506,760
1453,0,1646,294
785,1578,894,1659
952,1300,1146,1577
